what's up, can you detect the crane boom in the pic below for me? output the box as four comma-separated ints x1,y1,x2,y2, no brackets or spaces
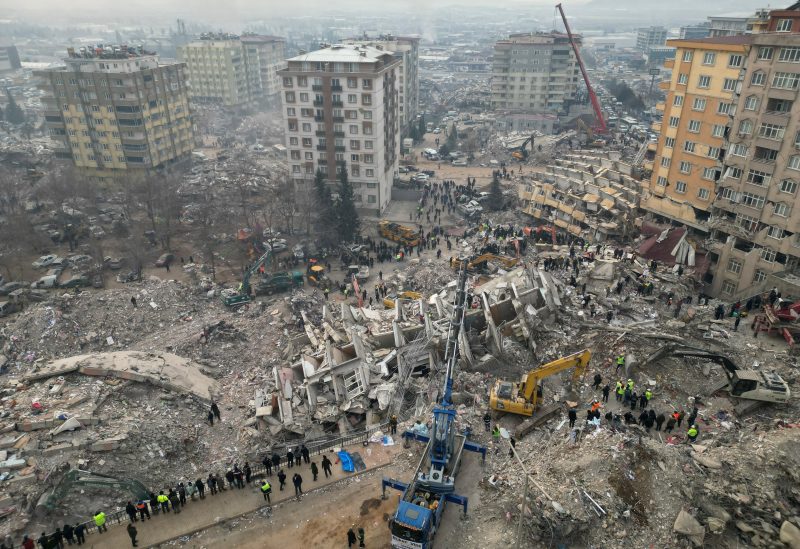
519,349,591,401
556,3,607,133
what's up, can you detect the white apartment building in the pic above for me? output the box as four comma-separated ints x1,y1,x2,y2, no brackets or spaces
278,44,401,214
343,36,419,136
636,27,668,52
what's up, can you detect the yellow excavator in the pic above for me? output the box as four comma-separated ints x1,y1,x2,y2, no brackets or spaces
489,349,592,416
383,290,423,309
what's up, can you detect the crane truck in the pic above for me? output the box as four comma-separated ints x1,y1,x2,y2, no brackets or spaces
221,248,273,307
382,263,486,548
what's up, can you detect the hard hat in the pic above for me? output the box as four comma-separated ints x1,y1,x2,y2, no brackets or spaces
627,379,632,382
691,424,697,428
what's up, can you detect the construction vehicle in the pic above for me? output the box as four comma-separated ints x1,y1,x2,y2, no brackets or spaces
643,344,791,415
510,134,535,161
378,221,421,247
453,253,519,273
382,264,486,549
489,349,592,417
557,4,607,134
383,290,423,309
41,469,149,510
577,119,606,148
222,248,272,307
255,271,304,295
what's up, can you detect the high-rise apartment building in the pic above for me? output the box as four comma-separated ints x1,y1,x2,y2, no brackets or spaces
708,32,800,298
680,24,711,40
343,36,419,136
177,33,285,108
36,45,194,182
708,9,771,37
0,46,21,72
490,33,581,115
644,36,750,232
636,27,668,52
278,44,400,214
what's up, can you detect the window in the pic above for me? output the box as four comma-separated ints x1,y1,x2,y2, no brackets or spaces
753,269,767,283
708,146,721,159
703,52,716,65
675,181,687,194
678,73,688,85
363,111,372,120
679,161,691,174
780,179,798,194
796,131,800,148
710,124,725,138
350,140,360,150
692,97,706,111
774,203,790,217
728,54,744,67
698,75,711,88
730,143,748,157
777,19,793,32
759,123,786,140
761,248,777,263
738,119,753,135
348,94,357,103
290,150,301,160
721,280,736,295
789,156,800,171
350,154,359,162
286,107,296,117
283,77,293,87
727,259,742,274
347,77,357,88
298,77,308,87
737,214,758,231
361,94,372,106
285,91,295,102
726,167,743,180
668,116,680,127
349,124,358,134
665,137,675,148
362,79,372,89
365,169,374,177
767,227,785,241
702,167,716,180
758,46,774,60
302,123,311,132
741,192,765,209
723,78,737,92
747,169,771,186
698,188,710,200
682,50,693,62
717,102,732,115
656,176,668,187
289,137,298,146
772,72,800,90
751,71,766,86
661,157,671,168
364,140,373,150
287,120,298,131
673,95,684,106
363,154,374,164
744,96,759,111
688,120,701,133
684,141,696,153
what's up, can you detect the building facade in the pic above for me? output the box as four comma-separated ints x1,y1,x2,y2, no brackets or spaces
644,36,750,232
278,44,400,214
343,36,419,137
36,46,194,182
680,24,711,40
177,33,285,108
636,27,668,52
0,46,21,72
708,32,800,298
490,33,581,115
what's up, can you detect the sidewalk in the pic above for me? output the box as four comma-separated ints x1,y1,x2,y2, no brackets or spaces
84,443,399,548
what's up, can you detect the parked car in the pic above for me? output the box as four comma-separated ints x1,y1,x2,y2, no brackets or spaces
0,282,26,296
60,276,90,288
32,255,57,269
292,244,305,260
104,257,123,270
405,165,418,172
265,239,288,252
117,270,139,283
422,170,435,177
155,253,175,267
452,160,467,167
31,275,58,289
433,128,441,134
0,301,19,318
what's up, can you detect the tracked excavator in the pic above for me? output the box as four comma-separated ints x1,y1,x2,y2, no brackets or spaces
643,344,791,415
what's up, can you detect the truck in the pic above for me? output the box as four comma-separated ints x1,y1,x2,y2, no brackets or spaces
378,221,421,247
382,263,486,548
255,271,304,295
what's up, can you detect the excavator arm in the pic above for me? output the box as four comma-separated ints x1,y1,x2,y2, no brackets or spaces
519,349,592,402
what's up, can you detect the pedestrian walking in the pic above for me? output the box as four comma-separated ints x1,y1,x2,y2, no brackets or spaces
207,410,214,426
292,473,303,496
286,449,294,468
655,413,665,431
244,462,252,484
277,470,287,491
390,414,398,435
126,501,137,522
294,450,302,467
734,312,741,331
207,474,217,495
322,455,333,478
347,528,357,548
272,451,281,470
126,523,138,548
211,402,221,420
592,373,602,390
169,491,181,514
568,407,577,429
74,524,85,546
601,384,610,403
358,527,365,547
130,296,137,308
263,455,273,476
639,393,648,410
311,462,319,481
260,480,272,502
195,478,205,499
62,525,74,546
665,416,676,433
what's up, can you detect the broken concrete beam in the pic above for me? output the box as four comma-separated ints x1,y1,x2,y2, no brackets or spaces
41,443,76,456
0,458,27,470
15,420,55,432
5,474,36,487
90,436,126,452
12,434,31,449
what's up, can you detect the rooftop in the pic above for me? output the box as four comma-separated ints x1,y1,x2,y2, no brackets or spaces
287,44,394,63
65,44,156,60
667,35,753,47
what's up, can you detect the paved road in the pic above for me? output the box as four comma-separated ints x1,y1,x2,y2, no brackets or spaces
83,443,399,548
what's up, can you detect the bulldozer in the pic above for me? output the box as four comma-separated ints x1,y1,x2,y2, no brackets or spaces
643,344,791,415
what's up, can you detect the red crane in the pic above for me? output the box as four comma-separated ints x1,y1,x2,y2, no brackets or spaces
556,3,607,134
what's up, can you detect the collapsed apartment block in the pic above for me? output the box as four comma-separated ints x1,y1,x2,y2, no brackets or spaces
257,265,562,437
518,152,643,241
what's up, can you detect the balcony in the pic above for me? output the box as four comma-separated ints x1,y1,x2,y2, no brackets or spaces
313,99,324,107
335,145,345,152
314,115,325,122
331,100,343,108
333,131,345,138
332,116,344,123
316,130,327,137
318,159,327,165
312,84,323,91
316,144,327,151
331,84,342,92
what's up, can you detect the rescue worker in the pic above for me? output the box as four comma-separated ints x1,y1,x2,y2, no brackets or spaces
601,383,611,403
655,413,666,431
664,415,676,433
568,407,577,429
592,373,602,390
626,378,634,392
93,510,107,533
390,415,398,435
136,500,150,521
157,491,169,513
260,480,272,503
615,381,624,402
483,412,491,432
616,355,625,375
687,424,699,442
644,389,653,404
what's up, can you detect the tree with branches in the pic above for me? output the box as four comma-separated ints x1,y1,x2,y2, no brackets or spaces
335,168,360,243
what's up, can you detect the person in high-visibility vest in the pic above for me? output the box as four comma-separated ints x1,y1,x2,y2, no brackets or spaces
615,381,624,402
93,510,108,533
644,389,653,402
157,491,169,513
687,424,699,442
615,355,625,375
260,480,272,503
626,379,634,391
